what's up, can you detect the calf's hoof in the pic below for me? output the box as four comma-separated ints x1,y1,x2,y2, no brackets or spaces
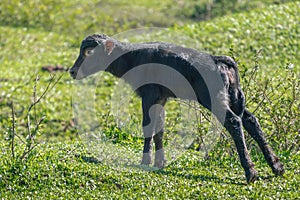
272,161,285,176
154,149,166,168
141,152,152,165
246,169,258,184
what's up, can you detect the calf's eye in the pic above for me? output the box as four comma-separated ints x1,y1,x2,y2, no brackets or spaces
84,48,95,57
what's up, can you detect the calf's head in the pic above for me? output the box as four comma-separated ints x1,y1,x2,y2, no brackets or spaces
70,34,117,80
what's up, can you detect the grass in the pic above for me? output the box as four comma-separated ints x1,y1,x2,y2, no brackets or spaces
0,0,297,37
1,142,299,199
0,0,299,198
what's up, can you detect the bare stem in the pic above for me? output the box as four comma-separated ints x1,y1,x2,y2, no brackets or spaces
10,101,16,160
23,73,64,159
20,143,39,160
244,49,262,99
253,80,269,114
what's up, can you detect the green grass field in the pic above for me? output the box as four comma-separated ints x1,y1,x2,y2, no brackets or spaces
0,0,299,199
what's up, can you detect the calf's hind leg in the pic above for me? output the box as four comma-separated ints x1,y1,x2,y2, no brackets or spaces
141,98,154,165
221,109,258,183
242,109,284,176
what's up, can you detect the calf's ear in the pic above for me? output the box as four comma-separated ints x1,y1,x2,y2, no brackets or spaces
104,39,115,55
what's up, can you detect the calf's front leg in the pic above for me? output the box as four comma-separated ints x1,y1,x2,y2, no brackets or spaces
141,95,166,167
153,106,166,168
141,105,153,165
141,135,153,165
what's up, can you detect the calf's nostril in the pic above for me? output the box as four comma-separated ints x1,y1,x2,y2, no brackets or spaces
70,69,75,75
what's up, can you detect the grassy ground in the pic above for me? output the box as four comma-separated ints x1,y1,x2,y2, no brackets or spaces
0,0,299,199
1,142,299,199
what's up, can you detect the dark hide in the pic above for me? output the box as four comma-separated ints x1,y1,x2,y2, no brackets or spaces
70,34,284,183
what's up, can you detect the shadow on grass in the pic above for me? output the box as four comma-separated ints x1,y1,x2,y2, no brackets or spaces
77,155,280,186
154,168,247,186
77,155,247,185
154,165,283,186
124,162,247,186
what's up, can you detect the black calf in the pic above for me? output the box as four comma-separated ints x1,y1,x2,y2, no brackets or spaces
70,34,284,183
